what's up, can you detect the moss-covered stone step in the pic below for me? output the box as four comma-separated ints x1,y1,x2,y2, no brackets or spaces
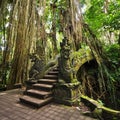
33,83,53,91
38,79,57,84
26,89,52,99
52,67,59,71
20,66,58,108
20,95,53,108
25,80,37,85
48,71,59,75
43,74,58,79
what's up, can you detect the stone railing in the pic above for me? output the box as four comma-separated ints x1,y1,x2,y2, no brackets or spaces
25,54,59,90
53,37,94,106
29,54,59,79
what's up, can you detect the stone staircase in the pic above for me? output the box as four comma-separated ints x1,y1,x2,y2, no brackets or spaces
19,67,59,108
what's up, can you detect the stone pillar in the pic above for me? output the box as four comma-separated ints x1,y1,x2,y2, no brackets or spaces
53,37,80,105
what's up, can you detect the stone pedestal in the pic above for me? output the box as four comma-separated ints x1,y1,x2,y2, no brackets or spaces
53,81,81,106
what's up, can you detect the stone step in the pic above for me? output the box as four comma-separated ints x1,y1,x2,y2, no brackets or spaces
20,66,59,108
33,83,53,91
48,71,59,75
52,68,59,71
20,95,53,108
25,80,37,85
43,74,58,79
26,89,52,99
25,80,38,90
38,79,57,84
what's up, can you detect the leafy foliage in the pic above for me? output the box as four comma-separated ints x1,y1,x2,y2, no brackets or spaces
84,0,105,33
84,0,120,36
104,0,120,30
105,44,120,82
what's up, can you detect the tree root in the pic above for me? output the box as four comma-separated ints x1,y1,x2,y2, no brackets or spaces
81,94,120,117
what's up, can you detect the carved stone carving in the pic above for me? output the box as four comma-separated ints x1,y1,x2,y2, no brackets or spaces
29,53,45,79
53,82,81,106
59,37,76,83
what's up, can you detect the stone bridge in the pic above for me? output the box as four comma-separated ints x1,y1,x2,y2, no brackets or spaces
71,48,94,73
54,37,95,105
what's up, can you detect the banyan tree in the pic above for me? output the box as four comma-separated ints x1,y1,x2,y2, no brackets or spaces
0,0,120,119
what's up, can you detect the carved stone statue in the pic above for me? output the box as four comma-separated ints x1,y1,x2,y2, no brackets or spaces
29,53,45,79
53,37,80,106
59,37,76,83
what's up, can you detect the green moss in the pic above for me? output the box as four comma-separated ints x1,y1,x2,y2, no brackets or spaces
70,48,94,72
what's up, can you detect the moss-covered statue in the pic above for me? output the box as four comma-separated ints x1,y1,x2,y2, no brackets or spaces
29,53,59,79
29,53,45,79
59,37,76,83
53,37,80,105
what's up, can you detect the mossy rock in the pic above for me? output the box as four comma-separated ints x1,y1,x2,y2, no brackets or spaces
0,84,7,91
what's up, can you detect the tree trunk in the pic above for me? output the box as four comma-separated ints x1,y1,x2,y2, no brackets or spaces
9,0,36,85
51,2,58,56
35,0,47,63
58,0,82,51
0,0,14,84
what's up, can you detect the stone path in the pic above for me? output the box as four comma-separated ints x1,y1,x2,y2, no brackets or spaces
0,89,98,120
